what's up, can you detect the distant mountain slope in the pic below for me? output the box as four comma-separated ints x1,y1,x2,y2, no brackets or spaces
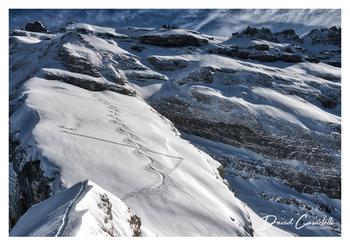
9,9,340,36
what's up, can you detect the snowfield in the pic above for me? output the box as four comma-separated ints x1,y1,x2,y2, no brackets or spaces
9,21,341,236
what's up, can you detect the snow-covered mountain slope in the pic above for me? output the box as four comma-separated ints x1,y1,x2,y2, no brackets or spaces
9,23,254,236
10,180,153,236
9,21,341,236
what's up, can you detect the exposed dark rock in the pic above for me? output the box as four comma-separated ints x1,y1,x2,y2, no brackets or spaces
128,211,142,236
327,61,341,68
305,56,320,63
58,46,101,78
9,135,53,229
210,47,303,63
152,95,340,198
98,193,115,236
161,24,179,29
178,66,273,87
208,47,249,59
318,95,339,109
304,27,341,47
131,45,145,52
182,66,215,84
43,69,136,96
139,32,209,47
147,56,188,71
279,53,303,63
275,29,302,43
24,21,48,33
254,44,269,51
97,32,128,40
252,53,279,62
241,26,277,42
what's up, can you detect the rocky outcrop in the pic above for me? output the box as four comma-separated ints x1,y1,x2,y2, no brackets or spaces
208,47,250,60
304,26,341,47
9,136,53,229
218,26,341,67
177,66,273,87
139,30,209,47
275,29,302,43
208,46,303,63
240,26,277,42
128,212,142,237
42,68,136,96
24,21,48,33
98,193,115,236
147,56,188,71
152,94,340,199
59,46,101,78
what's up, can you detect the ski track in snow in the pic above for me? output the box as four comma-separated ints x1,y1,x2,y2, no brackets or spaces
99,96,184,200
55,180,87,237
59,94,184,201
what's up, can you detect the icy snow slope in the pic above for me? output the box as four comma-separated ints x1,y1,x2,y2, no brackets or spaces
9,24,253,236
10,180,153,236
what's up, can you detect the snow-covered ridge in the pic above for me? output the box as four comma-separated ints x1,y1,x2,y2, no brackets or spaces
10,180,153,236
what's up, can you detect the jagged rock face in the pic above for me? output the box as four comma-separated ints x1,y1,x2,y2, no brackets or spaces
214,26,341,67
305,26,341,47
153,96,340,199
240,26,277,42
151,52,340,199
275,29,302,43
9,135,54,229
24,21,48,33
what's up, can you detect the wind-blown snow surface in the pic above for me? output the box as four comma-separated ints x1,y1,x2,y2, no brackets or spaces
9,21,340,236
